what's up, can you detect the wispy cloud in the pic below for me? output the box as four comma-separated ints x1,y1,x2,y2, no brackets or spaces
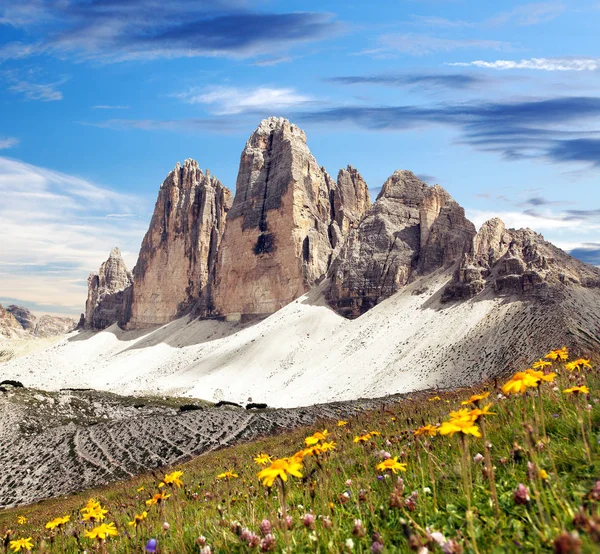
92,105,130,110
568,243,600,266
2,69,68,101
329,72,487,90
297,96,600,168
361,34,510,57
0,156,149,314
0,1,338,63
450,58,600,71
0,137,19,149
487,2,565,26
174,85,315,115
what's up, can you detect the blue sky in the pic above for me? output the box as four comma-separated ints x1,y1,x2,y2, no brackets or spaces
1,0,600,315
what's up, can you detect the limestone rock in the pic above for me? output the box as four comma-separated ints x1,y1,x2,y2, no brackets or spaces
6,305,36,331
327,171,475,318
443,218,600,301
0,304,26,339
85,247,133,330
127,160,231,328
213,117,346,316
331,165,371,241
34,315,77,338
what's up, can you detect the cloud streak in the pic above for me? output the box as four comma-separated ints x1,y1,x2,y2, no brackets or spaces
0,1,338,62
450,58,600,71
0,156,149,314
329,73,487,90
297,96,600,167
174,85,314,115
0,137,19,149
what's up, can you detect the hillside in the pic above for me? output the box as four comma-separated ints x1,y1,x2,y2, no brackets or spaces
1,352,598,553
3,272,600,410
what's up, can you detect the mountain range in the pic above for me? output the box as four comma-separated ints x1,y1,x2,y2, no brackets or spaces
3,117,599,408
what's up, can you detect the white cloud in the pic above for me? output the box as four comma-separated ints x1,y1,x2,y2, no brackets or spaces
174,85,314,115
2,69,69,101
362,34,510,57
488,2,565,26
0,157,150,314
450,58,600,71
92,105,130,110
0,137,19,149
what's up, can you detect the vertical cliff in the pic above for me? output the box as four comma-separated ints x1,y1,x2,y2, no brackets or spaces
85,247,133,330
213,117,369,317
126,160,231,328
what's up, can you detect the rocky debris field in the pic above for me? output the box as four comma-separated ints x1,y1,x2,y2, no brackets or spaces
0,386,401,508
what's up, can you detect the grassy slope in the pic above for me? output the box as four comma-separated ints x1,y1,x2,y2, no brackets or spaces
1,357,599,553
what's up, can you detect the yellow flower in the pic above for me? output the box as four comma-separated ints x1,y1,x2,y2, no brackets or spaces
376,457,407,474
9,538,33,552
532,359,553,370
217,470,239,480
82,498,101,512
45,515,70,530
439,418,481,438
353,433,371,443
320,441,336,452
253,453,272,466
544,347,568,362
163,470,184,488
461,392,490,405
540,469,549,481
81,506,108,522
501,371,540,395
128,511,148,527
84,522,118,540
428,396,441,402
525,368,557,385
257,457,303,487
136,486,145,492
16,516,27,525
145,492,171,507
563,386,590,395
337,420,348,427
449,408,476,421
470,404,496,421
565,359,592,372
369,431,382,436
414,424,439,437
305,430,329,446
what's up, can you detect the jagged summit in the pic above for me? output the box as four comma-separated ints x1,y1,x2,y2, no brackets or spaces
79,118,600,345
126,159,232,328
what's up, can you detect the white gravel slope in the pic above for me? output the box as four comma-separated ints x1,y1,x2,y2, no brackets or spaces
1,272,515,408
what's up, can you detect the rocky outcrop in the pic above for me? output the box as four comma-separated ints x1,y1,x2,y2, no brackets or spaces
330,165,371,247
34,315,77,338
126,160,231,328
213,117,369,317
0,304,25,339
442,218,600,301
327,171,475,318
1,303,76,339
85,247,133,330
6,305,36,331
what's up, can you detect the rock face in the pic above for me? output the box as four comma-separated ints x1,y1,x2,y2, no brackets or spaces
213,117,370,317
442,218,600,301
6,305,36,331
327,170,476,318
126,160,232,328
0,304,25,339
85,247,133,330
0,303,76,339
34,315,77,338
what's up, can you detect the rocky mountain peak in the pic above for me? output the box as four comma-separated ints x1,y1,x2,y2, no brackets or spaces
125,160,232,327
327,171,476,318
84,247,133,329
213,119,333,317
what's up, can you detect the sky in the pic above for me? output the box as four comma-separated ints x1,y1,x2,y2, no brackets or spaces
1,0,600,316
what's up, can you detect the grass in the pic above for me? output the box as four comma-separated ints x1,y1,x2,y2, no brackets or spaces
1,350,599,553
